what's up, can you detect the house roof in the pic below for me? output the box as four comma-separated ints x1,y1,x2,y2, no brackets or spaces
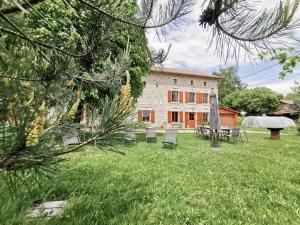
279,99,294,105
150,67,221,79
219,106,239,114
267,110,300,116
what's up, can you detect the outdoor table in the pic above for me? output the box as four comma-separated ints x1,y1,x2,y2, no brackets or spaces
267,128,284,140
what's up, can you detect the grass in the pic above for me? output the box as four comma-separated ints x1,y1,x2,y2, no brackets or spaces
1,129,300,225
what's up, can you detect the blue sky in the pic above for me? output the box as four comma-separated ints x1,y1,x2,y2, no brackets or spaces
146,0,300,95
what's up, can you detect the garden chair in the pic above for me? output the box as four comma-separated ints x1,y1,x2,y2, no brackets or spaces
194,125,201,136
222,128,243,144
162,129,177,149
62,128,81,145
123,130,136,146
146,128,157,142
199,126,210,139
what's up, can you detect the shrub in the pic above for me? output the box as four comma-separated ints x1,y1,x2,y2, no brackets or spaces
296,119,300,134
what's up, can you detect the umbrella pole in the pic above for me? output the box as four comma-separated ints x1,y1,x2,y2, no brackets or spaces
210,130,220,148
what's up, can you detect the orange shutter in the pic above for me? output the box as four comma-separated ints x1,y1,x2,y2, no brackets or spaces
179,112,183,123
196,92,202,104
185,112,189,128
151,111,155,123
138,110,142,122
168,91,172,102
197,112,203,125
185,92,189,103
168,111,172,123
179,92,183,103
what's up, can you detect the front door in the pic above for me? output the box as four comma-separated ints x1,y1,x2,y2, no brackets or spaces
187,112,196,128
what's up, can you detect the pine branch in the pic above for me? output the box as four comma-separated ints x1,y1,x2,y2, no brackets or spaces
0,0,46,14
0,26,89,58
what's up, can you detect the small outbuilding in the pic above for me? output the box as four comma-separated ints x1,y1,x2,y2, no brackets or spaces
219,107,238,128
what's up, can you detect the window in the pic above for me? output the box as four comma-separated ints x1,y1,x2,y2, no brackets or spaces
156,83,158,88
203,113,208,122
189,112,195,121
172,112,178,122
172,91,179,102
204,81,207,87
191,80,194,85
202,93,209,103
142,110,150,122
173,79,177,84
188,92,195,103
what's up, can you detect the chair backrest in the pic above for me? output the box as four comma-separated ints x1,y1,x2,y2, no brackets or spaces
62,128,81,145
197,125,202,132
165,129,177,142
124,130,136,139
146,128,156,137
231,128,240,136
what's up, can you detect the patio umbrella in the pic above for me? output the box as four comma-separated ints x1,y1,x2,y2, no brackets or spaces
209,90,221,132
209,89,221,148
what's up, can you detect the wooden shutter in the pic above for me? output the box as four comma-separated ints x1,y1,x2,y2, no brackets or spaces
168,91,172,102
151,111,155,123
168,111,172,123
197,112,203,125
179,112,183,123
185,112,189,128
196,92,202,104
138,110,142,122
185,92,189,103
179,92,183,103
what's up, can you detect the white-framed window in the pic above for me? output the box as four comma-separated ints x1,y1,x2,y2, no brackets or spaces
142,110,150,122
191,80,194,85
204,81,208,87
172,112,179,122
173,79,177,84
189,112,195,121
172,91,179,102
202,93,209,103
188,92,195,103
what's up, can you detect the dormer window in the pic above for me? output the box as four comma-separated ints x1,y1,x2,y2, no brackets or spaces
173,79,177,84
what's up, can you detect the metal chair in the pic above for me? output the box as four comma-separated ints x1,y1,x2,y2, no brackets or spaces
223,128,243,144
162,129,177,149
200,126,210,139
123,130,136,146
146,128,157,142
62,128,81,145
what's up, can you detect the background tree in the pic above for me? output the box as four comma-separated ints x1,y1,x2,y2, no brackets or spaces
286,81,300,110
223,87,282,115
259,47,300,78
212,66,247,105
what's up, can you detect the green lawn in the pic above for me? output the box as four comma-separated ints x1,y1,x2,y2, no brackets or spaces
1,129,300,225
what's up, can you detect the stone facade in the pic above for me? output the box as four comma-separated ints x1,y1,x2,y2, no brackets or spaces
135,68,220,128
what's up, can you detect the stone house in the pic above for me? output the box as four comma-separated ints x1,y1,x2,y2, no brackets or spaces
135,67,221,128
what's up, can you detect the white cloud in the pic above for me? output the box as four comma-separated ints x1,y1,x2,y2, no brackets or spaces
249,78,300,95
146,0,300,71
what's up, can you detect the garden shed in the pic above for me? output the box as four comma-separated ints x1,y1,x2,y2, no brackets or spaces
219,107,238,128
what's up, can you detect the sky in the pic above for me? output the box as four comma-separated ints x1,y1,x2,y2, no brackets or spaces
146,0,300,95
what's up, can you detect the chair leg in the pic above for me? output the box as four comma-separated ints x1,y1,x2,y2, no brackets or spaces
244,130,249,142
